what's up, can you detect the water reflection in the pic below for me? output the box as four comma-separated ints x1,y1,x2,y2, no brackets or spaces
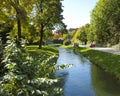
55,48,95,96
55,48,120,96
91,64,120,96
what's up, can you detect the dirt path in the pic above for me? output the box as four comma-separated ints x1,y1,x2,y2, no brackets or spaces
92,47,120,55
79,45,120,55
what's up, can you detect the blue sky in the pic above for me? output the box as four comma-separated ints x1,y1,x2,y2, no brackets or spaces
62,0,98,29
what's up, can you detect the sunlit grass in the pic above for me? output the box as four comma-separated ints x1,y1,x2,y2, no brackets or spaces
79,48,91,52
27,45,58,54
78,47,120,79
61,45,73,49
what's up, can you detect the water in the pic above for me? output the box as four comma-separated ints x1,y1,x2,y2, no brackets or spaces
55,48,120,96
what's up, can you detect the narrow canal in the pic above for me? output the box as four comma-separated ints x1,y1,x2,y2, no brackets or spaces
55,48,120,96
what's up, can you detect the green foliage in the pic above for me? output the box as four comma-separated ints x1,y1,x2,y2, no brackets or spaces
63,39,71,46
90,0,120,45
34,0,64,48
0,38,62,96
71,28,80,43
27,45,58,54
72,24,90,44
42,46,58,54
61,45,73,49
52,39,63,44
77,47,120,80
0,0,64,47
77,26,87,44
50,44,62,47
55,23,68,35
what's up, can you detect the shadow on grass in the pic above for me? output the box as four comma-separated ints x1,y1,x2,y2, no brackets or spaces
78,47,120,80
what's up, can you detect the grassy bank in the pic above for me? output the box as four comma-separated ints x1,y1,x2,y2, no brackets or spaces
77,47,120,80
27,45,59,66
27,45,58,55
61,45,73,49
27,45,58,52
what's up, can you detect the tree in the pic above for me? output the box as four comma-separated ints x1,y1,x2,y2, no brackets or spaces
107,0,120,44
90,0,109,45
71,24,90,45
71,29,79,44
0,0,34,46
78,26,87,45
34,0,64,48
6,0,25,45
55,22,68,36
90,0,120,46
26,24,39,44
0,0,64,47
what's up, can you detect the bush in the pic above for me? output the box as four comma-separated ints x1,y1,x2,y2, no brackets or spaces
0,38,62,96
52,39,63,44
63,39,71,45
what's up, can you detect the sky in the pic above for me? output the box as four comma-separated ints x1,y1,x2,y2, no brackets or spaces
62,0,98,29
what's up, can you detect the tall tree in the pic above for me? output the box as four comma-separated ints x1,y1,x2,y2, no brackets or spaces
2,0,34,45
90,0,120,46
35,0,64,48
7,0,25,44
78,26,87,45
55,22,68,35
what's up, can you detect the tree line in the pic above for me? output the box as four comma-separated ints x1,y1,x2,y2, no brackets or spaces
72,0,120,47
0,0,65,48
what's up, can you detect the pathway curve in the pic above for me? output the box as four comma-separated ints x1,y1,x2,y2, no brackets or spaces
79,45,120,55
92,47,120,55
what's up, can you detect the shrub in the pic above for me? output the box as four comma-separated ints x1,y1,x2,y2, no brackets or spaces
63,39,71,45
0,38,62,96
52,39,63,44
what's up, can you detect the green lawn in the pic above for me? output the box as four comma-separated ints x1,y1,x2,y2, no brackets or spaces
77,47,120,79
26,45,59,65
27,45,58,54
61,45,73,49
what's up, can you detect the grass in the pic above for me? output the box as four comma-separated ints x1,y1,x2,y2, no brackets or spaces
77,47,120,80
61,45,73,49
26,45,59,65
26,45,58,54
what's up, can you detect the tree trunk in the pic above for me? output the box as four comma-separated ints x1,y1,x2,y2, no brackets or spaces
39,24,44,49
17,17,21,40
16,17,21,46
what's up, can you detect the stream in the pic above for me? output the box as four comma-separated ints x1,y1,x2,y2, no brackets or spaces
55,48,120,96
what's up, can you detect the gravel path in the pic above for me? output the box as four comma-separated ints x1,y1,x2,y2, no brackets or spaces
79,45,120,55
92,47,120,55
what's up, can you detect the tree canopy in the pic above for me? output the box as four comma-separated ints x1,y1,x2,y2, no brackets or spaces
0,0,64,48
90,0,120,46
34,0,64,48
